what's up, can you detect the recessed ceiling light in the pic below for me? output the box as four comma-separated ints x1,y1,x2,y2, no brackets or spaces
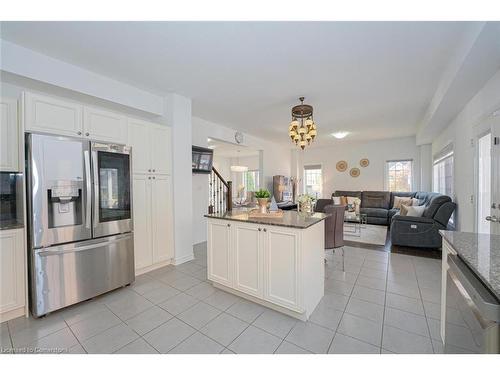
332,131,349,139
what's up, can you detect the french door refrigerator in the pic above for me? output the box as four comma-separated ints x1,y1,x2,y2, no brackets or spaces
26,133,135,317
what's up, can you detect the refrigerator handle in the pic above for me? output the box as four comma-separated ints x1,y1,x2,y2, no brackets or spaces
84,150,92,229
92,150,99,229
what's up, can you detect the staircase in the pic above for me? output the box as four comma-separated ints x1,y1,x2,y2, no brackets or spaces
208,166,232,214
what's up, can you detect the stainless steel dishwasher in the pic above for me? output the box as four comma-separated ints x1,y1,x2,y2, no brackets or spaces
445,254,500,353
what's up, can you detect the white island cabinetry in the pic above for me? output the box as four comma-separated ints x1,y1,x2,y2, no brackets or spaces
207,212,326,321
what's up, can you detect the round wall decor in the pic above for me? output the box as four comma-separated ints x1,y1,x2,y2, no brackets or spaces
336,160,348,172
360,158,369,168
350,167,360,178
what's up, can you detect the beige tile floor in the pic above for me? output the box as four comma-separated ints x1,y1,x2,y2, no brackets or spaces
1,243,460,354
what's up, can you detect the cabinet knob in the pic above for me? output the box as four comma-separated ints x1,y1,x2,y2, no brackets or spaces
148,177,151,180
77,131,82,135
227,223,231,227
263,228,267,232
258,228,261,231
148,169,152,172
153,169,156,172
153,176,156,179
85,132,90,136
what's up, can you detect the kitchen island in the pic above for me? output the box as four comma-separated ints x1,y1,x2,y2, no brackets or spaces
440,231,500,353
205,209,329,320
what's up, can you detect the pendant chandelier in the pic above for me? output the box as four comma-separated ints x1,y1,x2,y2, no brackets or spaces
288,97,317,150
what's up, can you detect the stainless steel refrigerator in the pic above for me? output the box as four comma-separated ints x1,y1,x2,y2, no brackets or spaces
26,133,135,317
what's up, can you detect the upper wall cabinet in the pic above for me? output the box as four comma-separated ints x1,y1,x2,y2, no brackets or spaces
24,92,128,145
128,118,172,175
83,107,128,144
24,92,83,137
0,98,19,171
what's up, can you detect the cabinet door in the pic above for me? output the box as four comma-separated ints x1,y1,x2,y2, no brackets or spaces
0,229,25,315
24,92,83,137
128,119,152,174
151,125,172,175
233,223,263,298
151,175,174,263
0,98,19,171
83,107,127,144
207,220,232,287
132,175,153,270
263,226,300,310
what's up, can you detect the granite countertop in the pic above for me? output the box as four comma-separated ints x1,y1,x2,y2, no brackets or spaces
205,209,329,229
440,230,500,300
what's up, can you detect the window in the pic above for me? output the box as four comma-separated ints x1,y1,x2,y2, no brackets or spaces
243,170,259,192
433,146,454,197
385,160,413,192
304,165,322,198
433,144,454,225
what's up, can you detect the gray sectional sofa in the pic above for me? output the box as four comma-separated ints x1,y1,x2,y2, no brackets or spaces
331,190,456,248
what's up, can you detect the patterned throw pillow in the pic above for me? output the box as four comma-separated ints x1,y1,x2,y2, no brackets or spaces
401,204,425,217
411,198,421,206
393,196,413,209
332,196,341,205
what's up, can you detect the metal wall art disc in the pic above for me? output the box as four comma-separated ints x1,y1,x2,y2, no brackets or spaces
360,158,369,168
336,160,348,172
350,168,360,178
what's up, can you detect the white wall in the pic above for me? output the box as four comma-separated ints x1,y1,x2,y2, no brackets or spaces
191,116,291,245
296,136,421,197
432,68,500,232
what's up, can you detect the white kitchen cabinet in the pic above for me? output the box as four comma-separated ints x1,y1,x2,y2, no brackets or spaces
0,98,19,171
127,118,172,175
83,106,127,144
263,226,300,309
151,175,174,263
0,228,25,323
151,125,172,175
233,222,263,298
132,174,153,270
207,220,233,287
132,174,174,274
206,218,324,320
24,92,83,137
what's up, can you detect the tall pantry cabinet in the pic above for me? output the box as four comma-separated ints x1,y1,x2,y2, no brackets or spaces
128,118,174,274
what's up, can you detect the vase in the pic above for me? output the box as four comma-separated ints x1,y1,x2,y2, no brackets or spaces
257,198,269,214
299,201,312,213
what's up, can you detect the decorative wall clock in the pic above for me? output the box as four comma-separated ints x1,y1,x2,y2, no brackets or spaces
360,158,369,168
350,168,360,178
336,160,348,172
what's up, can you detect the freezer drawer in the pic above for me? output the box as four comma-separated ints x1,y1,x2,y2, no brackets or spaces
30,233,134,317
445,254,500,353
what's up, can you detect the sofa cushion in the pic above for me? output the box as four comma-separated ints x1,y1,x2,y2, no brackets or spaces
392,196,413,209
388,208,400,220
314,199,333,213
361,191,390,209
389,191,415,208
333,190,361,199
360,207,389,218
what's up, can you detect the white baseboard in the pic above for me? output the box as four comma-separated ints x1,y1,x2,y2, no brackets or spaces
173,253,194,265
135,260,172,276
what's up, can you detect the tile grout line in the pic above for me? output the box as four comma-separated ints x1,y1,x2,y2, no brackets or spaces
378,252,391,353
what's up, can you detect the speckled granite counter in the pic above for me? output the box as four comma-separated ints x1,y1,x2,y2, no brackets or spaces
205,209,329,229
440,230,500,300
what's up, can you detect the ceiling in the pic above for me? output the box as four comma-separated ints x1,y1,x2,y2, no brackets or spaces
0,21,486,145
208,138,259,158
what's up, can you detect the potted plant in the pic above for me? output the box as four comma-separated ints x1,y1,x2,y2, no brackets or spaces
255,189,271,214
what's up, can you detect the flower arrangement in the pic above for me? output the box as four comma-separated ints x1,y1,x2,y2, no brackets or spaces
297,194,315,213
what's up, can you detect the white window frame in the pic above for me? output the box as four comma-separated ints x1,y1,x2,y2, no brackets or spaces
303,164,322,198
432,143,455,226
384,159,414,192
242,169,260,192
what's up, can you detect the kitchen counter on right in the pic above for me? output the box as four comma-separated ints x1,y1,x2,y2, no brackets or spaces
440,230,500,301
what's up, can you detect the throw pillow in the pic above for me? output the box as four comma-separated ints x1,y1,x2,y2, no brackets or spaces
393,196,413,209
402,204,425,217
340,196,348,206
332,196,341,205
411,198,421,206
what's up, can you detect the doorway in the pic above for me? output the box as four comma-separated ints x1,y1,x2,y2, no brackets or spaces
475,115,500,235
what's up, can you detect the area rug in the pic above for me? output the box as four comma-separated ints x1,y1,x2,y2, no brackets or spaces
343,223,387,246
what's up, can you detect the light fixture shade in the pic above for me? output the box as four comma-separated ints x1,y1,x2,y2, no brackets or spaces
290,119,299,128
230,165,248,172
298,125,306,135
305,118,313,127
